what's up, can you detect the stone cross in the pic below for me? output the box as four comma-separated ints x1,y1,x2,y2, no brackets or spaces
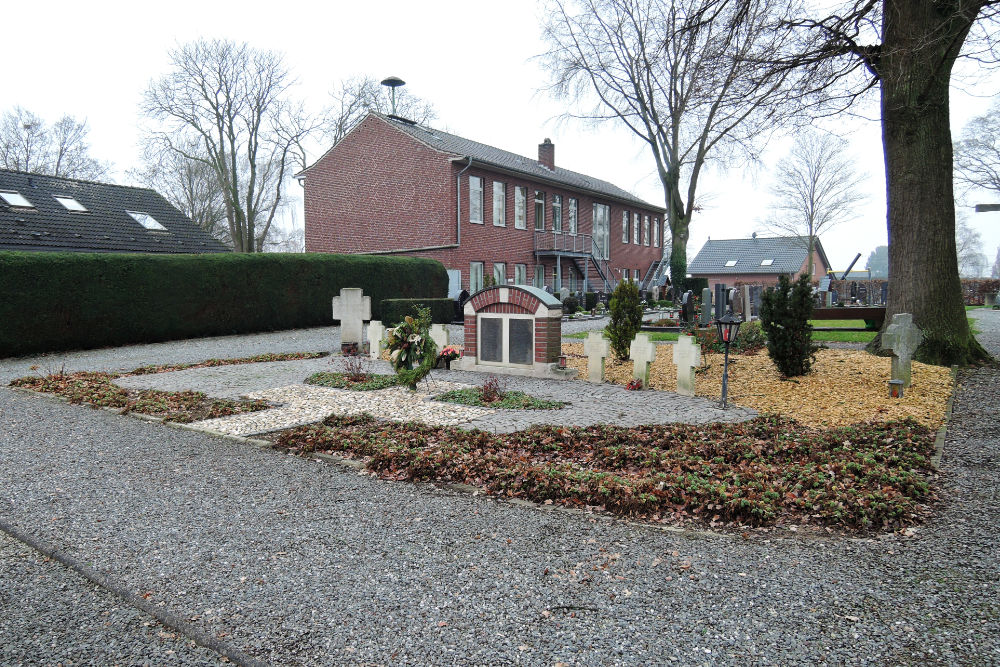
882,313,923,387
628,333,656,388
429,323,449,354
367,320,386,360
672,335,701,397
332,288,371,345
700,288,713,325
583,331,610,383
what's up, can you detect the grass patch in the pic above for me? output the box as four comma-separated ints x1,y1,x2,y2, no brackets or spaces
305,371,401,391
808,319,868,328
812,330,877,343
10,371,268,423
566,329,678,341
272,414,936,533
127,351,327,375
434,387,566,410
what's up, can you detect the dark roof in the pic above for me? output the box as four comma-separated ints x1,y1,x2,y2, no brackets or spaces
688,236,830,275
0,169,230,254
304,113,664,213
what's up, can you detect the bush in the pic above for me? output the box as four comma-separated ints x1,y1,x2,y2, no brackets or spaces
584,292,599,311
0,251,447,358
694,320,767,355
759,274,818,377
380,298,455,325
562,296,580,313
607,279,643,360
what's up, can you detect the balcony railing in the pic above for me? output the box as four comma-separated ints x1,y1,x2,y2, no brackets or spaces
533,230,593,254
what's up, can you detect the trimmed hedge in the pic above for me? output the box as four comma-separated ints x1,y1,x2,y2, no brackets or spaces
380,298,455,326
0,251,447,358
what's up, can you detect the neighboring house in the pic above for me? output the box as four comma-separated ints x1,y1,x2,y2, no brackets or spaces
0,169,230,254
688,235,831,290
299,112,666,296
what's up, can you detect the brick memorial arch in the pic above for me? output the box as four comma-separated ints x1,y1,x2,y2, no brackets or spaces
458,285,571,378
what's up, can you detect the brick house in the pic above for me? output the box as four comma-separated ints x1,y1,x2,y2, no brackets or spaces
299,112,666,297
687,235,831,290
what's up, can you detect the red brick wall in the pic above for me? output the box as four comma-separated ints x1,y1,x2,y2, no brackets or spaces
303,114,664,292
462,286,562,364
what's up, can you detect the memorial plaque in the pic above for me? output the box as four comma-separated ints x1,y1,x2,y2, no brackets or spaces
509,319,534,365
480,317,503,362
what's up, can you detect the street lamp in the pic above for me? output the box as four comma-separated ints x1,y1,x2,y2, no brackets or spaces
714,309,743,409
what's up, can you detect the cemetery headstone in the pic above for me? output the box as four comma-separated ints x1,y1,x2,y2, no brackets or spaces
332,288,371,355
680,290,694,325
672,334,701,397
700,288,713,325
429,323,449,352
583,331,610,383
629,333,656,388
882,313,923,388
714,284,728,319
742,285,752,321
367,320,386,360
559,287,570,302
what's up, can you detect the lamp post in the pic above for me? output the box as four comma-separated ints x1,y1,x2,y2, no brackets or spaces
714,309,743,409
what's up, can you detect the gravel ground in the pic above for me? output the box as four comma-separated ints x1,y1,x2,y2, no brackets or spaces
1,310,998,665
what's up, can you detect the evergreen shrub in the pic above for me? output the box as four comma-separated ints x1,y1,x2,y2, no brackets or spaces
562,296,580,313
584,292,599,311
607,279,643,360
380,299,455,325
759,274,818,377
0,251,447,357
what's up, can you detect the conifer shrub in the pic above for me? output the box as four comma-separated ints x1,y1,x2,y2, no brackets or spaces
759,274,819,377
607,279,643,360
584,292,599,311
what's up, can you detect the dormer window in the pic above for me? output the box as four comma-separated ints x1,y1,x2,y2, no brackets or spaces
0,191,34,208
761,259,774,266
127,210,167,231
725,260,738,267
54,196,88,212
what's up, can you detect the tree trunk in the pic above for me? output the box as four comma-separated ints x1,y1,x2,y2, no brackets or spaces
668,216,690,295
872,0,989,365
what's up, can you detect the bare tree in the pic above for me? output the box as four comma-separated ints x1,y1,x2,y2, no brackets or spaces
144,40,314,252
769,0,999,364
0,106,109,179
541,0,812,291
324,76,437,146
956,214,989,277
763,130,868,276
992,246,1000,279
954,101,1000,201
130,137,230,246
866,244,888,278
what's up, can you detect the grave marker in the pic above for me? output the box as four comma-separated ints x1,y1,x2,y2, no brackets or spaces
429,324,449,353
332,288,371,355
367,320,386,360
672,335,701,396
583,331,610,383
700,288,713,325
882,313,922,387
629,333,656,388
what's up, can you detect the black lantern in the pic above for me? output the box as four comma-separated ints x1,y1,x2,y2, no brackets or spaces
714,309,743,409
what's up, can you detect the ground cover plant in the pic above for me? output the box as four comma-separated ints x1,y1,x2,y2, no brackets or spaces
128,351,327,375
305,372,401,391
273,413,936,532
10,370,269,423
433,375,566,410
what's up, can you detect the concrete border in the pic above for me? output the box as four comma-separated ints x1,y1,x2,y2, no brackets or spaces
931,365,960,469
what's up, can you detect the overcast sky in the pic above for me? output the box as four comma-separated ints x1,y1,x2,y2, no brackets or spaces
6,0,999,270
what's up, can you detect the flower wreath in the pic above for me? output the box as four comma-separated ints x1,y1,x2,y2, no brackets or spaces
385,306,438,390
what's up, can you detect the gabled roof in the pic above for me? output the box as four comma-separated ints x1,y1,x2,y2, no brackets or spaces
688,236,830,275
0,169,230,254
303,112,665,213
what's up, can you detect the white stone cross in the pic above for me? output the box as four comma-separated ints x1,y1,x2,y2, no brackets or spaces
628,333,656,389
583,331,610,383
367,320,386,360
332,288,371,345
882,313,923,387
672,335,701,397
429,323,449,354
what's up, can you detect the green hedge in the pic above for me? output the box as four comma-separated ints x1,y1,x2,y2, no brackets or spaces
0,251,447,358
380,298,456,326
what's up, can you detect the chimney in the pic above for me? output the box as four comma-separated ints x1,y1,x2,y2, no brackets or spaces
538,138,554,170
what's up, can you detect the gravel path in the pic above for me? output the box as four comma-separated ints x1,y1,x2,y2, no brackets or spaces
1,310,998,665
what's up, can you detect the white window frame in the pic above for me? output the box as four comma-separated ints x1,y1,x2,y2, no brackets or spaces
0,191,34,208
53,195,88,212
469,176,483,224
643,215,650,246
470,262,484,292
761,259,774,266
477,312,535,367
653,218,660,247
622,211,629,244
593,203,610,260
533,264,545,288
514,263,527,285
127,210,167,231
633,214,640,245
568,198,578,235
725,260,738,267
533,191,545,231
514,186,527,229
493,182,506,226
552,195,563,233
634,268,641,282
493,262,506,285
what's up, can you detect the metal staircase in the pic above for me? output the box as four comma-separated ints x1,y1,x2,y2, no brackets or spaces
533,231,617,293
641,259,669,292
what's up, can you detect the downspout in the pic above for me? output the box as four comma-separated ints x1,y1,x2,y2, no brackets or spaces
456,156,473,245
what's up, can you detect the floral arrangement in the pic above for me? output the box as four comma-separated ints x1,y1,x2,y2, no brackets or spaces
437,345,461,363
385,306,437,389
625,378,644,390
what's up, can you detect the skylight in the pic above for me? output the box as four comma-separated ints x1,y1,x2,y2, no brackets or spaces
54,195,88,212
127,210,167,231
761,259,774,266
725,260,738,267
0,191,34,208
